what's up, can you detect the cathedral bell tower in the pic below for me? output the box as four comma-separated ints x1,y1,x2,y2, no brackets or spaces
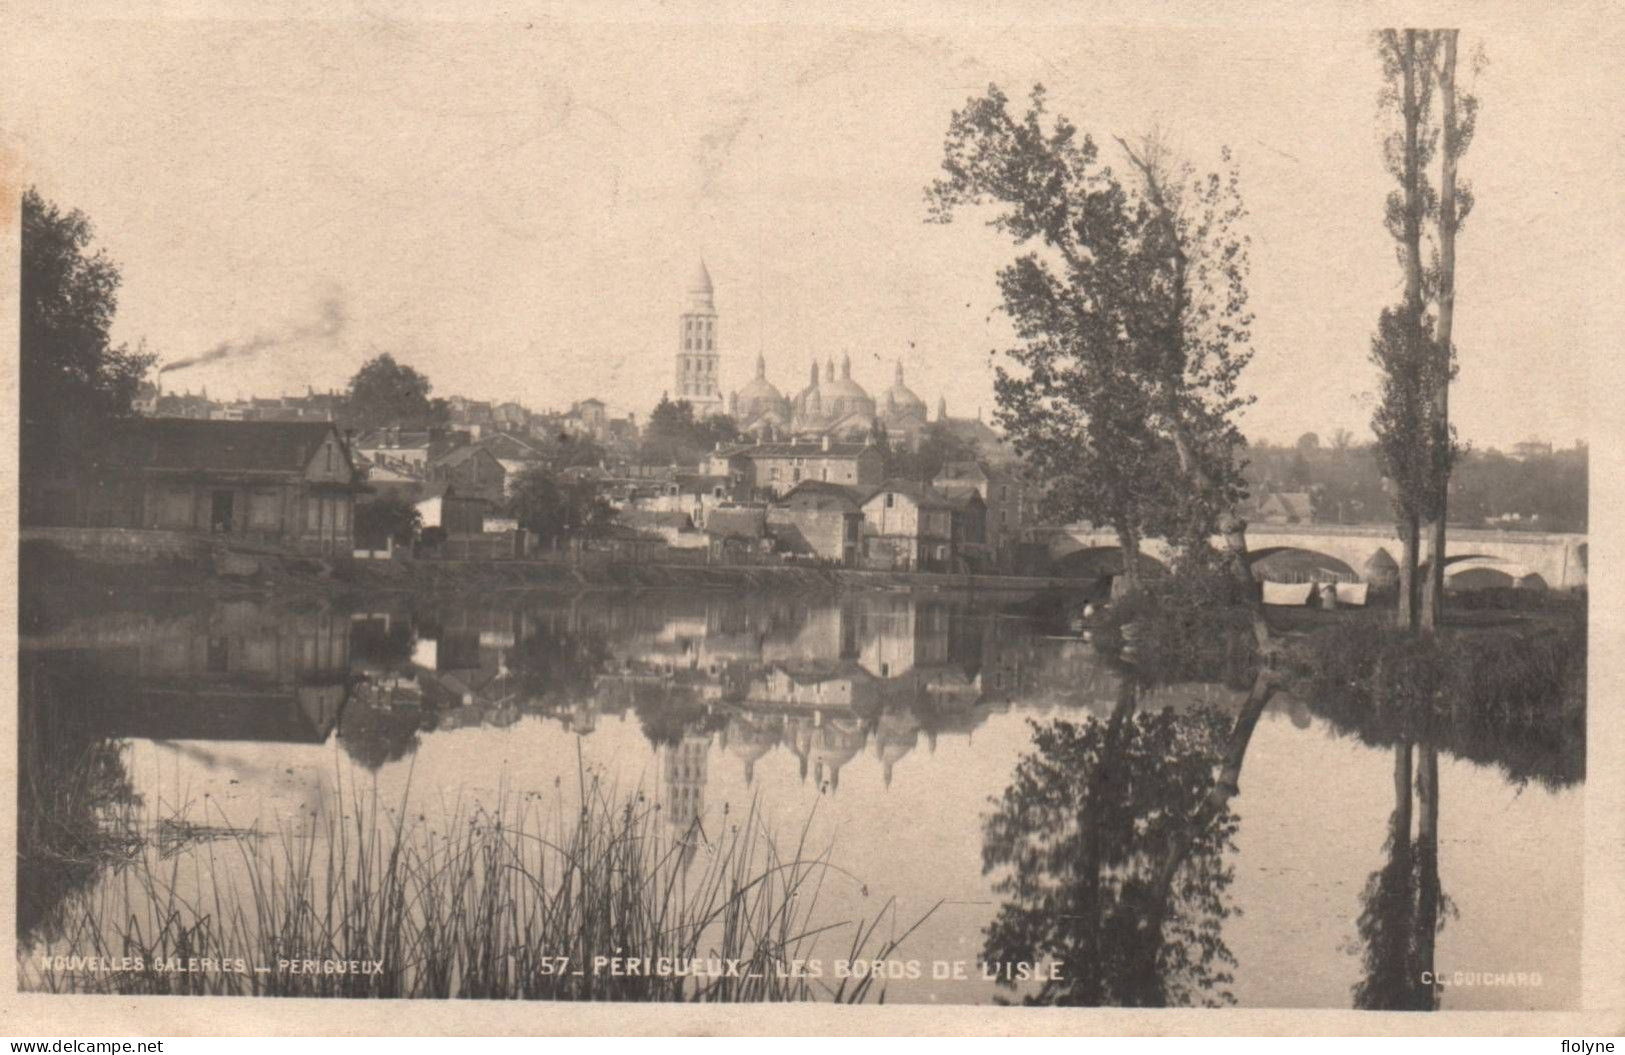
675,259,724,418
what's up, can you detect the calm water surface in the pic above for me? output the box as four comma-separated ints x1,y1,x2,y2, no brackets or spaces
17,590,1582,1008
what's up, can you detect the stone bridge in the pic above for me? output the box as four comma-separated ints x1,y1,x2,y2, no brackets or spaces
1037,522,1587,590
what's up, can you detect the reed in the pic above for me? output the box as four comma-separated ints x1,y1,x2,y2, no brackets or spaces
20,760,934,1002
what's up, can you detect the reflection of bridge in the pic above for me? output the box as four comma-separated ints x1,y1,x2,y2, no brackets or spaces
1039,523,1587,590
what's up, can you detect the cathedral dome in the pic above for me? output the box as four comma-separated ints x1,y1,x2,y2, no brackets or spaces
736,352,788,421
792,360,828,427
881,361,927,421
822,354,875,421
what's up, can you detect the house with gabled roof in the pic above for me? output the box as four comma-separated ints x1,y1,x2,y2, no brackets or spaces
73,419,366,555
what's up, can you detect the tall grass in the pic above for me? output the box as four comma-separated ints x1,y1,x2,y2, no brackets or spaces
21,761,935,1002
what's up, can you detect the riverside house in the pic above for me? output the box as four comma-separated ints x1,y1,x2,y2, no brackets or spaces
72,419,366,555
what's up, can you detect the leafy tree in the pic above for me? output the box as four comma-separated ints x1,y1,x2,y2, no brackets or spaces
342,353,444,432
354,492,422,549
1296,432,1321,451
506,465,615,546
638,396,739,466
927,86,1255,594
19,189,155,518
879,421,980,482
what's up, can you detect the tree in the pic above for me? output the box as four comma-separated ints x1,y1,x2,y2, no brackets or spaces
354,492,422,549
927,86,1255,595
506,465,615,547
1296,432,1321,451
1370,31,1477,633
638,395,739,466
1419,31,1477,631
19,189,155,518
342,353,442,432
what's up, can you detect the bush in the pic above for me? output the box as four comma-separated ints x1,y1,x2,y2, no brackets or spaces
1095,570,1261,689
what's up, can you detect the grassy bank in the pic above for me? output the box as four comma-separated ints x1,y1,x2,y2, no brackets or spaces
19,764,933,1001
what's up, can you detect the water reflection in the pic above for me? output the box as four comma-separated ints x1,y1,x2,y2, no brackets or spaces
980,669,1281,1007
16,591,1584,1007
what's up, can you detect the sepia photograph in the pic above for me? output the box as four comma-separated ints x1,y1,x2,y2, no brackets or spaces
4,2,1620,1036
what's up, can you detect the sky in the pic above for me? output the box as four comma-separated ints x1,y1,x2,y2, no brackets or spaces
6,4,1618,451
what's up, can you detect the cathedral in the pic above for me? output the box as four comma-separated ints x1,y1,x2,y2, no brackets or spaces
674,260,941,447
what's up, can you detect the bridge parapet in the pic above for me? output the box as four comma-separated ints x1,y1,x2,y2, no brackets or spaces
1036,522,1586,590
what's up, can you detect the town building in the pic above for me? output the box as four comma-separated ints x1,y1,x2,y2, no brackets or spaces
766,480,868,565
427,444,507,505
68,419,366,555
934,460,1028,565
1252,491,1316,525
707,437,885,498
859,480,957,572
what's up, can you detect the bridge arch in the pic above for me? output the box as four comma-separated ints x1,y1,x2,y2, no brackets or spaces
1247,546,1359,582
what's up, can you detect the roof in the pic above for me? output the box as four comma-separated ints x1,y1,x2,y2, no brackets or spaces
671,473,732,495
936,460,993,484
776,480,871,511
431,444,504,470
705,508,767,539
689,258,713,295
727,441,878,460
356,429,431,449
864,479,956,510
618,509,697,532
97,419,351,476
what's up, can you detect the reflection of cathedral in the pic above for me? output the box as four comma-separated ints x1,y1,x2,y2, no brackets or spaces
662,731,712,831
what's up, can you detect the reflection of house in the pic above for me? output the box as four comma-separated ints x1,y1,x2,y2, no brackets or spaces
80,607,351,744
64,420,365,555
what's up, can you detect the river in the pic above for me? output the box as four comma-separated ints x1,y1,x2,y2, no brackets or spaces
16,589,1583,1008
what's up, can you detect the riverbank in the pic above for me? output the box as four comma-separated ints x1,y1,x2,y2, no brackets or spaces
17,531,1078,619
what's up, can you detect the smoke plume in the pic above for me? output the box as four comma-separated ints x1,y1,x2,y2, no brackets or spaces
159,294,347,375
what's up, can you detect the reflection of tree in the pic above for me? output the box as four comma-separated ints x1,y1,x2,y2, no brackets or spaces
1353,740,1447,1011
338,682,425,771
507,623,610,708
17,654,140,945
981,670,1281,1006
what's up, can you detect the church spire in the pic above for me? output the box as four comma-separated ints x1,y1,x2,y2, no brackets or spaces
895,360,905,385
756,351,766,378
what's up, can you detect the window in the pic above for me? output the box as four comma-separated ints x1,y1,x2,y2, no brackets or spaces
885,493,895,508
250,491,280,529
1000,485,1008,501
770,467,781,481
792,468,801,482
335,501,350,531
821,468,829,481
325,444,334,472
